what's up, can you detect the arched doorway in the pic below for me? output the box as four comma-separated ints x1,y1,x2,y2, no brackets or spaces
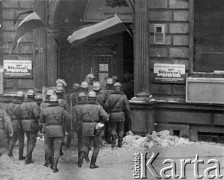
50,0,134,93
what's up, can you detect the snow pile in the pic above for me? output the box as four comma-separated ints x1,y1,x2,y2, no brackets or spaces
123,130,194,149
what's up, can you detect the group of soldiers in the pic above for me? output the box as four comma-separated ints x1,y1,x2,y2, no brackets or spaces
0,73,131,173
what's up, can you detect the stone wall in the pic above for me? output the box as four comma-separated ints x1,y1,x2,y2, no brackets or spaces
148,0,191,100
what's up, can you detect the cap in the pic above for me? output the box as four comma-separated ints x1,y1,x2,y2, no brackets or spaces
46,89,55,96
80,81,89,88
93,81,101,91
113,82,121,87
88,90,96,98
86,73,95,79
16,91,24,98
106,78,113,85
27,89,35,96
50,95,58,102
55,83,64,93
55,79,67,87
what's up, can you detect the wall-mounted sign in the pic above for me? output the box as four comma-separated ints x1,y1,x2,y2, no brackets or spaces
154,24,165,44
3,60,32,78
84,0,133,22
153,63,185,83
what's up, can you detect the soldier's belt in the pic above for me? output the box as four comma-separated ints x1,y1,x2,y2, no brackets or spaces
111,110,124,113
46,123,60,126
22,118,35,120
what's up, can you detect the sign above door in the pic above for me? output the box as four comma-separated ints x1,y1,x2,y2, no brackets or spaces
83,0,133,22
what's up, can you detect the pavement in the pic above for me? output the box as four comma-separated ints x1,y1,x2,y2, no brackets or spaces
0,137,224,180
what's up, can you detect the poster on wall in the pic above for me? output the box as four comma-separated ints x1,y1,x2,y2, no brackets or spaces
153,63,185,83
3,60,32,78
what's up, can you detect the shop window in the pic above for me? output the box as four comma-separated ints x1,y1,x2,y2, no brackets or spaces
194,0,224,72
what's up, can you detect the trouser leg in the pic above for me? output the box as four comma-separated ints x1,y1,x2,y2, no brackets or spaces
78,136,91,167
110,122,118,148
8,131,17,156
90,135,101,168
26,131,37,164
117,122,125,147
18,127,25,159
52,137,63,172
66,131,72,148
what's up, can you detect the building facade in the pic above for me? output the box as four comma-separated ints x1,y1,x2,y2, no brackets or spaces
1,0,224,140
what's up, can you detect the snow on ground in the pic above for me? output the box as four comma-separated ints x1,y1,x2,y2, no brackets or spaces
1,131,224,180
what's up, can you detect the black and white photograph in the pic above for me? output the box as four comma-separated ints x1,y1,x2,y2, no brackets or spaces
0,0,224,179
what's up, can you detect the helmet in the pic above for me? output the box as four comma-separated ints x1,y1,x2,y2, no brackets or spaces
88,90,96,98
80,81,88,88
73,83,80,88
113,82,122,87
50,95,58,102
106,78,113,85
27,89,35,96
78,92,86,98
16,91,24,97
46,89,55,96
93,81,101,91
55,79,67,87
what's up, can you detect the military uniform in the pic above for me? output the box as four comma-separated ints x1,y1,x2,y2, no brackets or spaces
6,98,25,159
79,100,109,168
39,102,71,172
104,90,131,147
20,97,40,164
0,109,13,157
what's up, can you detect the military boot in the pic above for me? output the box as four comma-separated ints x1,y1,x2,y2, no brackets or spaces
90,156,99,169
19,149,25,160
53,159,59,173
118,138,123,148
44,154,50,167
78,152,85,168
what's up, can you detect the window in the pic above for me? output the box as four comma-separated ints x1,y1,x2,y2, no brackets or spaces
194,0,224,72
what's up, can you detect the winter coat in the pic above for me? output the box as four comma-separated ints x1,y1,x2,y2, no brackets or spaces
104,91,131,122
39,103,71,137
20,98,40,121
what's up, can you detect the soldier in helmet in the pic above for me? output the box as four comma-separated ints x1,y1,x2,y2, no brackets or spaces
73,92,87,166
20,89,40,164
80,81,89,95
85,74,95,91
39,94,71,173
104,82,131,148
78,91,109,168
7,91,25,160
92,81,106,106
40,89,55,165
0,108,13,157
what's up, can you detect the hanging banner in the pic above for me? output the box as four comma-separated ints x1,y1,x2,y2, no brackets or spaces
153,63,186,83
3,60,32,78
84,0,133,22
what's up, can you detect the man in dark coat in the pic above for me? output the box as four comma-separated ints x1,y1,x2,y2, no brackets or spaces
20,89,40,164
7,91,25,160
78,91,109,168
104,82,131,148
39,94,71,173
0,108,13,157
